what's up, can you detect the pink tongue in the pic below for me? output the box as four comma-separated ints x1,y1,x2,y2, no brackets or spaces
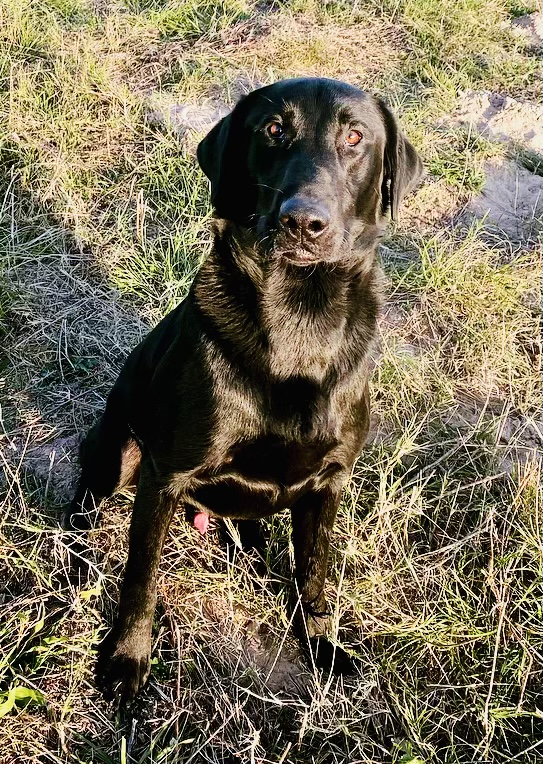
193,512,210,535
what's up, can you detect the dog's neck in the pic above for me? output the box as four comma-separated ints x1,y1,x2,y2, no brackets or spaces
193,221,381,382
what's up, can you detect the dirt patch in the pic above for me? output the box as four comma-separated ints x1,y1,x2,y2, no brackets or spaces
442,399,542,475
449,89,542,242
452,90,542,153
465,156,542,243
496,412,542,475
3,246,147,510
146,97,229,156
369,393,542,474
146,73,267,150
400,179,464,231
201,596,307,696
6,255,146,411
240,619,306,695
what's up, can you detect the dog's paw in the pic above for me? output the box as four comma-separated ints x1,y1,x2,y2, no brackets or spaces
304,609,331,639
96,628,152,705
308,636,357,676
292,598,332,640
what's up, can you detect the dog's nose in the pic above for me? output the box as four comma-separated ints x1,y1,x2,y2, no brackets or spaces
279,197,330,239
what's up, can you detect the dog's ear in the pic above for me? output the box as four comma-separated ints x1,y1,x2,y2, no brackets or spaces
197,97,255,222
377,99,423,220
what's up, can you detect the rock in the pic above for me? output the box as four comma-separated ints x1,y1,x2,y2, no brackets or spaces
24,435,80,502
146,100,231,138
145,77,265,146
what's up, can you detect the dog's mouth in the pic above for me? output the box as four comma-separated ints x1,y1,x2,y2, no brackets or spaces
276,247,324,266
272,232,348,266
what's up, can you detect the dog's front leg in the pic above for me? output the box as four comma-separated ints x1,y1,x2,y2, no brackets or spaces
97,458,177,704
291,483,354,674
290,486,340,635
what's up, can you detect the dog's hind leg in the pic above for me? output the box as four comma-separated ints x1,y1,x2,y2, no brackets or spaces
62,390,141,531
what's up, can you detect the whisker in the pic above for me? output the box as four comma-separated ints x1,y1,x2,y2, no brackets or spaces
255,183,285,194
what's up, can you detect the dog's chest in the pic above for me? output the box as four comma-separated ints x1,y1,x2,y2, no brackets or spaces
227,430,339,486
186,374,342,517
213,372,339,457
186,429,340,521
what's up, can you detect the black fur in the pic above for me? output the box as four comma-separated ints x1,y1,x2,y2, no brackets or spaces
64,77,422,703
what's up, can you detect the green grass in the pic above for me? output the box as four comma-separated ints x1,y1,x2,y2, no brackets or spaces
378,226,540,417
146,0,249,39
0,0,541,761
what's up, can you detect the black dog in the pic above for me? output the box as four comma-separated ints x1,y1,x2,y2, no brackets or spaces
64,77,422,703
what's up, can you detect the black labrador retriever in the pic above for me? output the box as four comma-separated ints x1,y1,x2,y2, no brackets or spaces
63,77,422,703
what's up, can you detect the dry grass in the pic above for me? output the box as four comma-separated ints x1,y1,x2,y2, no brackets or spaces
0,0,541,762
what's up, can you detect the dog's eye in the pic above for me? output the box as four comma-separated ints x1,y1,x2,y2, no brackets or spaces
266,122,284,139
345,129,363,146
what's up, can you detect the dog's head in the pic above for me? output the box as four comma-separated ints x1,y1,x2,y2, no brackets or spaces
197,78,422,266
